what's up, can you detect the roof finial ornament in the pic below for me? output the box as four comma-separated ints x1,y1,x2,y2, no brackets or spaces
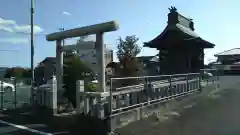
168,6,177,13
188,17,193,21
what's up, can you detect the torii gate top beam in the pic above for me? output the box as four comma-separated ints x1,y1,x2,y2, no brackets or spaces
46,21,119,41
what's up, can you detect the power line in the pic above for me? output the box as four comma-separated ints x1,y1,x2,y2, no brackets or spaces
0,31,46,37
8,31,46,36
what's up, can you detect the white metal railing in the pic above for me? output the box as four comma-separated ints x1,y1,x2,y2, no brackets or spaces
108,73,201,116
74,71,220,117
73,70,220,133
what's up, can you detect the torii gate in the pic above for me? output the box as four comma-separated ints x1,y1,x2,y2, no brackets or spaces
46,21,119,96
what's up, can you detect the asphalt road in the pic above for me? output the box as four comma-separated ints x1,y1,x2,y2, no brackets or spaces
0,122,51,135
0,125,40,135
118,76,240,135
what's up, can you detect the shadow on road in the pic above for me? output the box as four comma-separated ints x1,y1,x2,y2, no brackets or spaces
0,105,110,135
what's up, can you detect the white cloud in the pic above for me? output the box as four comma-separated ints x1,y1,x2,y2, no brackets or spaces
15,25,44,34
62,11,72,16
0,38,28,44
0,17,16,25
0,17,44,34
0,26,14,32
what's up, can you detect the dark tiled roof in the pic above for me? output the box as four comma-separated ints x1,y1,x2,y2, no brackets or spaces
137,56,155,61
144,7,215,49
40,57,56,64
106,62,119,68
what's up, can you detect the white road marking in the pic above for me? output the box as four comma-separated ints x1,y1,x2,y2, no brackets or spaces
0,120,53,135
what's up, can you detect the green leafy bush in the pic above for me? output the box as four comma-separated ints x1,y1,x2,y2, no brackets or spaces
86,82,98,92
63,54,94,107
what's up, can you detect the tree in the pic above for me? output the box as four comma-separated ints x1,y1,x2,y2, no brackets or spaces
116,35,141,60
4,67,30,78
63,54,94,107
22,68,31,78
116,35,143,85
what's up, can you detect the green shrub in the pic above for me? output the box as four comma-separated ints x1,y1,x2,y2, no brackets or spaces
63,55,94,108
86,82,98,92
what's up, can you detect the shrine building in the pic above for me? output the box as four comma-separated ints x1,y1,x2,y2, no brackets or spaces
144,7,215,74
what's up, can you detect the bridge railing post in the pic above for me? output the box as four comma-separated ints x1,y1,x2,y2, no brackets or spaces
51,76,57,114
199,73,202,92
107,78,113,133
1,80,3,110
76,80,85,114
168,75,172,97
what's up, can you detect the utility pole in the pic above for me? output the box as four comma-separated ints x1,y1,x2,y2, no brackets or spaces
30,0,35,105
59,28,65,46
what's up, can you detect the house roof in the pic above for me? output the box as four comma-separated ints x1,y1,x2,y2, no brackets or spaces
106,62,119,68
39,57,56,66
215,48,240,56
137,56,159,62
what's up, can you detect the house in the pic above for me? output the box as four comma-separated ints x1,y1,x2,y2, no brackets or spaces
136,56,160,76
0,67,8,79
36,41,114,85
106,62,120,77
106,55,160,77
35,57,56,85
214,48,240,64
212,48,240,73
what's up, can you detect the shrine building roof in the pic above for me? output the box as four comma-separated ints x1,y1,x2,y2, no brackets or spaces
144,6,215,49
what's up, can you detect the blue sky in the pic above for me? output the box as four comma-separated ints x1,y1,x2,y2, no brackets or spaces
0,0,239,67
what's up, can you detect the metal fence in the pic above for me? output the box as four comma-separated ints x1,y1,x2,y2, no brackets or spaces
106,69,220,131
73,69,220,133
200,69,220,89
0,78,31,110
108,73,201,116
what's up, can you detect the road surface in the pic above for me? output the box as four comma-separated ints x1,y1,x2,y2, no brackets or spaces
0,121,52,135
117,76,240,135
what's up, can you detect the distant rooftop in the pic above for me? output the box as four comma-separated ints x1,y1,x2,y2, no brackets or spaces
41,57,56,64
137,56,159,62
215,48,240,56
